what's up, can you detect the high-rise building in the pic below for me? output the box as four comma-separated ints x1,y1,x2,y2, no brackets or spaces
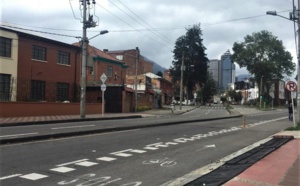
219,50,235,91
208,59,220,88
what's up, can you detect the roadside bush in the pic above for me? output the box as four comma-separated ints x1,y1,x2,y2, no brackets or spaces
137,106,151,112
285,124,300,131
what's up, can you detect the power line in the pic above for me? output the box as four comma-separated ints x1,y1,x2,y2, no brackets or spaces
1,9,292,33
96,2,173,50
0,24,81,38
114,0,174,45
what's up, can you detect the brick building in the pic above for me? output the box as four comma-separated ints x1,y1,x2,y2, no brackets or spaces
106,49,153,76
0,27,81,103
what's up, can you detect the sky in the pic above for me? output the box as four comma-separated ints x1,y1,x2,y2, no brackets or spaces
1,0,296,77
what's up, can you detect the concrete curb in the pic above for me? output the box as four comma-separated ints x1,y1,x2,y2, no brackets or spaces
0,115,143,127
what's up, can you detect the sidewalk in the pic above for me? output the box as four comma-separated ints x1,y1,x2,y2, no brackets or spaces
224,131,300,186
0,105,197,126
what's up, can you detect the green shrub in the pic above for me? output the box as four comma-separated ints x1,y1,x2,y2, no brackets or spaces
285,124,300,131
137,106,151,112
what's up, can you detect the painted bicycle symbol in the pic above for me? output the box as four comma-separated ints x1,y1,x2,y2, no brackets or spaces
142,158,177,167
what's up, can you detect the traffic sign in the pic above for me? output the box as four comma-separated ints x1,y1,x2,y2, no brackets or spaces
286,81,297,92
101,84,106,91
100,73,107,83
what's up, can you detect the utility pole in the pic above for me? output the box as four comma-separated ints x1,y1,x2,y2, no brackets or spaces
135,47,139,112
296,0,300,124
267,0,300,123
180,52,184,110
79,0,97,119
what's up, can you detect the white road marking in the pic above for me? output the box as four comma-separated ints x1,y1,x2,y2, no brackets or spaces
0,174,22,180
20,173,48,180
130,149,146,153
57,159,89,167
0,132,38,138
97,157,117,162
50,167,75,173
51,125,95,130
75,161,98,167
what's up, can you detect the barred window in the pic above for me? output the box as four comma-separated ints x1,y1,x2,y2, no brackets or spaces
107,66,113,77
56,82,69,102
0,37,12,58
0,74,11,101
32,45,46,61
58,51,70,65
30,80,45,101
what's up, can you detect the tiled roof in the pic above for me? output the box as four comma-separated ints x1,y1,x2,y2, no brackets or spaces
73,42,124,63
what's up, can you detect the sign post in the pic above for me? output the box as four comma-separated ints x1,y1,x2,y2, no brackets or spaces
100,73,107,117
286,81,297,127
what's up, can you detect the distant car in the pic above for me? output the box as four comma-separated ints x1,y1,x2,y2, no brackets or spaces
231,101,237,105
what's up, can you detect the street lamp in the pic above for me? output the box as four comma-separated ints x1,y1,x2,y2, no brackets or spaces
266,1,300,124
89,30,109,40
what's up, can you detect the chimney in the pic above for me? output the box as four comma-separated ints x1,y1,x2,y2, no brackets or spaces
103,49,108,53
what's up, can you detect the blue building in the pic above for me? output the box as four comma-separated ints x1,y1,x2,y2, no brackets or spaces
219,50,235,91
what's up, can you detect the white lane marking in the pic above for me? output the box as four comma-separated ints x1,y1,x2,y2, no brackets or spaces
130,149,146,153
57,159,89,167
97,157,117,162
75,161,98,167
51,125,95,130
0,174,22,180
246,117,287,128
0,132,39,138
20,173,48,180
50,167,75,173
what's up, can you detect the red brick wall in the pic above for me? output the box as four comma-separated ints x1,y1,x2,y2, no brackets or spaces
0,102,102,117
143,60,153,73
17,36,80,102
87,60,125,85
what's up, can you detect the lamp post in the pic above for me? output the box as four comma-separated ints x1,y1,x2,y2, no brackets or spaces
267,1,300,124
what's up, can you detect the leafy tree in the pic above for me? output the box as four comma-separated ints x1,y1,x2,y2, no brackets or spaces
156,71,163,77
170,24,209,100
202,73,217,103
232,30,295,96
227,89,242,103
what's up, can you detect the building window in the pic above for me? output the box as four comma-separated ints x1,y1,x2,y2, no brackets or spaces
0,37,12,58
0,74,11,101
107,66,113,77
58,51,70,65
30,80,45,101
32,45,46,61
116,55,123,60
56,82,69,102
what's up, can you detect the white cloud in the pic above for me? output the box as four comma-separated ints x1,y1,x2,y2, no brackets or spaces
1,0,296,77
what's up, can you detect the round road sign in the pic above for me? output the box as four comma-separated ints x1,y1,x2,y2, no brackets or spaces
101,84,106,91
286,81,297,92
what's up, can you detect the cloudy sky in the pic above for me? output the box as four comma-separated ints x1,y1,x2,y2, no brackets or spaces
1,0,296,76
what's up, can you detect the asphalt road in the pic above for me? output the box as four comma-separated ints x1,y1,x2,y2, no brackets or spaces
0,107,292,186
0,105,229,142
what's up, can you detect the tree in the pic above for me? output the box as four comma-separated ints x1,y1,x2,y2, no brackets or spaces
156,71,163,77
232,30,295,97
201,73,217,103
170,24,209,100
